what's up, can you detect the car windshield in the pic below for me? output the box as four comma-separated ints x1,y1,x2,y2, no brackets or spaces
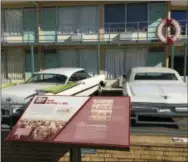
134,72,178,81
26,73,67,84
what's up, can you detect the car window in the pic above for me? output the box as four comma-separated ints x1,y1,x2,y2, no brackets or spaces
69,70,90,82
26,74,67,84
77,70,90,80
69,73,79,82
134,72,178,81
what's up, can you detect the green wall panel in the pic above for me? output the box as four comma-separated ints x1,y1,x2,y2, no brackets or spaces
148,3,166,40
25,50,39,80
41,8,56,42
23,9,37,43
44,50,59,69
146,48,165,67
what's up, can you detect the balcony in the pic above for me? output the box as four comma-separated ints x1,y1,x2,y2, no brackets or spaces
1,20,187,45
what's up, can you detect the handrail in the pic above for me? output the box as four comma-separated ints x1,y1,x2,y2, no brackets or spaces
1,20,187,44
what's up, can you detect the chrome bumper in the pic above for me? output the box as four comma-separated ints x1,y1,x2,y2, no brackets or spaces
131,102,188,115
1,103,26,118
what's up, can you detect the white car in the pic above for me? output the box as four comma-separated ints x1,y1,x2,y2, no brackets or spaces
122,67,188,114
1,67,106,116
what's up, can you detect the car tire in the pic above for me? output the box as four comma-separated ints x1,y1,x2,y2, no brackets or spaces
96,85,102,96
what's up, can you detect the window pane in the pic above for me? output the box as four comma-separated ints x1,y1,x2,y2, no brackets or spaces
134,72,178,80
127,3,148,32
171,11,187,35
5,9,23,35
104,4,125,32
28,74,67,83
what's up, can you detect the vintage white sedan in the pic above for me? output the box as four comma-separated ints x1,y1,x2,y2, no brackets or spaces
1,67,106,116
122,67,188,114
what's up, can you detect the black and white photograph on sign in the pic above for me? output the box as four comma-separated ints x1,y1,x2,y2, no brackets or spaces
34,97,48,104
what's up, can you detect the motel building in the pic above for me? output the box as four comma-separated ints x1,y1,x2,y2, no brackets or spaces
1,1,188,84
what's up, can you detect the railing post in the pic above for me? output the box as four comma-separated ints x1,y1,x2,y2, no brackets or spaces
28,27,29,43
109,24,110,42
97,44,100,75
137,22,139,40
30,46,35,74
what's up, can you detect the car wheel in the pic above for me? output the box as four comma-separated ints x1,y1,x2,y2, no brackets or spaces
96,85,102,96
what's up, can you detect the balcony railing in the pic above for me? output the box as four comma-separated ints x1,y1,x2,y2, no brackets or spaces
1,20,188,44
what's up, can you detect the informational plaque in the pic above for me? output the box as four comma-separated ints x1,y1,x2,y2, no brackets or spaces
6,95,89,142
53,96,130,149
6,96,130,149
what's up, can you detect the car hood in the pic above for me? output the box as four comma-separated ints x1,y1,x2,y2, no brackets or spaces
1,83,58,103
128,82,187,104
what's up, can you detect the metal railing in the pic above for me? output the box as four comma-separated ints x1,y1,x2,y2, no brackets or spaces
1,102,188,136
1,20,188,44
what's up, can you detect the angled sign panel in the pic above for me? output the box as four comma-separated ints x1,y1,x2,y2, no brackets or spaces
6,96,130,149
53,96,130,149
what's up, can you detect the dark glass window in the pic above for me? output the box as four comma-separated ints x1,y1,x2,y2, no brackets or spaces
134,72,178,81
127,3,148,32
171,11,188,35
104,4,126,33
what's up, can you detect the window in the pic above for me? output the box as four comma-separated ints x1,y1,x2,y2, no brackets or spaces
104,4,126,32
77,70,90,80
58,6,98,34
127,3,148,32
134,72,178,81
4,9,23,35
69,73,79,82
69,70,90,82
171,11,188,35
27,74,67,84
104,3,148,33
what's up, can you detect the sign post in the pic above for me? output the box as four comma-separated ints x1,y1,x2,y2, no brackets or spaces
171,45,175,69
70,148,81,162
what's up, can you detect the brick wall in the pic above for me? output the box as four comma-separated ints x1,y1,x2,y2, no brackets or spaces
2,131,188,162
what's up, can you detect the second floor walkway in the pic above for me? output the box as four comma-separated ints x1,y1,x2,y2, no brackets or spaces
1,20,188,45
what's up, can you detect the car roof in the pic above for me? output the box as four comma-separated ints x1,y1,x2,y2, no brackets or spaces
34,67,85,77
131,67,177,74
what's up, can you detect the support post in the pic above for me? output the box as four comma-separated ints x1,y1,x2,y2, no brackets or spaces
97,44,100,75
165,46,169,68
70,148,81,162
30,46,35,74
170,45,175,69
184,43,187,82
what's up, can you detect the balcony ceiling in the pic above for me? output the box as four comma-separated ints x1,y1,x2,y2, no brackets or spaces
171,0,188,6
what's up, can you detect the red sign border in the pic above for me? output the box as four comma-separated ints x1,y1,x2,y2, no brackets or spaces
6,95,131,150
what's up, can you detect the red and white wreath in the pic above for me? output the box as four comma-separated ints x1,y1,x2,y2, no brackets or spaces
157,18,181,45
